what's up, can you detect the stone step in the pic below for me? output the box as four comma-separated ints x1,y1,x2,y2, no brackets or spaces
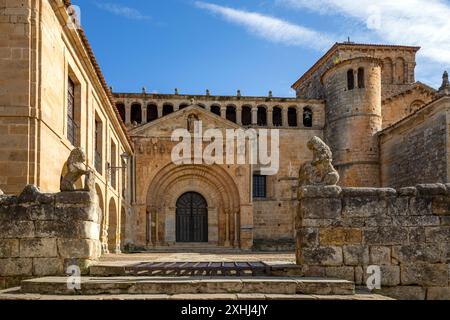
90,263,303,277
20,276,355,296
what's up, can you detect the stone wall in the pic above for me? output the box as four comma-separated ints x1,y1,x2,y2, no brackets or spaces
296,184,450,300
380,98,449,188
0,185,101,289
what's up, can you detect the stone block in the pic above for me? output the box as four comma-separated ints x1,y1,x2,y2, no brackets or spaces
363,227,408,245
425,226,450,243
365,216,393,227
408,227,426,243
397,187,417,197
369,246,391,265
298,227,318,248
426,287,450,300
0,220,34,238
0,239,19,258
54,205,100,223
17,185,40,203
19,238,57,258
34,221,99,239
392,244,443,264
392,215,440,227
342,188,396,198
409,197,432,215
32,258,63,276
55,191,96,205
319,228,362,245
343,245,369,265
342,197,386,218
298,185,342,198
401,263,448,286
387,196,409,216
416,184,447,196
26,204,56,221
300,246,343,266
0,258,32,276
57,239,101,259
325,266,355,281
432,196,450,215
378,286,426,300
300,198,342,219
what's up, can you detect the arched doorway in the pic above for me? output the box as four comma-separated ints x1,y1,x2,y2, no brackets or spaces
176,192,208,243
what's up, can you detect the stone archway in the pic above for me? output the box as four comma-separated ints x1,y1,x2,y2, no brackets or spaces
146,164,241,248
108,198,118,253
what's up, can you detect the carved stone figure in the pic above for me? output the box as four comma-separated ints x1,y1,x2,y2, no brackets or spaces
60,148,93,192
187,114,199,132
299,136,340,186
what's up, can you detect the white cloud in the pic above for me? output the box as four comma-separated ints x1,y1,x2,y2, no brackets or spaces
277,0,450,86
95,2,150,21
195,1,333,51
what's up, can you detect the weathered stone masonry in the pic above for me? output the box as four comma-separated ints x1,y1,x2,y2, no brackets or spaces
296,184,450,300
0,185,101,289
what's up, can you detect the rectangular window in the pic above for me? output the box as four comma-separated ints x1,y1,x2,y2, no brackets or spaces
94,119,103,174
67,77,78,146
110,141,117,189
253,175,267,198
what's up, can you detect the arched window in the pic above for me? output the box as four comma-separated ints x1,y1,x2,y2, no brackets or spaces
115,103,125,123
382,58,393,84
130,103,142,124
226,105,237,123
303,107,313,128
395,57,405,84
179,103,189,110
162,104,174,116
147,104,158,122
257,106,267,126
210,105,221,116
288,107,297,127
347,69,354,90
272,107,282,126
358,68,365,88
242,106,252,126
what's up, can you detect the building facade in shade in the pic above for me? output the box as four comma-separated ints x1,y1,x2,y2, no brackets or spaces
1,0,450,253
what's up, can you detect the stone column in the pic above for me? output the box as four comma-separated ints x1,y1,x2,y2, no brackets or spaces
225,209,231,247
354,70,359,88
220,106,227,119
236,106,242,126
125,101,131,125
282,107,288,127
297,106,303,128
267,107,273,127
141,103,147,124
174,104,180,112
157,103,163,119
251,107,258,125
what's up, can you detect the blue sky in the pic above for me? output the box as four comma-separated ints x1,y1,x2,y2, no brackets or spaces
72,0,450,97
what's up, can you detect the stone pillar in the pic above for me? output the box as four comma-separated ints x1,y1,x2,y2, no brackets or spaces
220,106,226,119
267,107,273,127
141,103,147,124
236,106,242,126
174,104,180,112
282,107,288,127
125,101,131,125
157,103,163,118
251,107,258,125
225,209,231,247
297,106,303,128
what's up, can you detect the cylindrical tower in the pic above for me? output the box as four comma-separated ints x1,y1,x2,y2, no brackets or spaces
321,57,382,187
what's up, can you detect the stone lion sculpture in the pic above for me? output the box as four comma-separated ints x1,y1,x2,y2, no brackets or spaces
299,136,339,186
60,148,94,192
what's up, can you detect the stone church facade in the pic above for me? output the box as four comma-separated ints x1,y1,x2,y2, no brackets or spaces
1,0,449,256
